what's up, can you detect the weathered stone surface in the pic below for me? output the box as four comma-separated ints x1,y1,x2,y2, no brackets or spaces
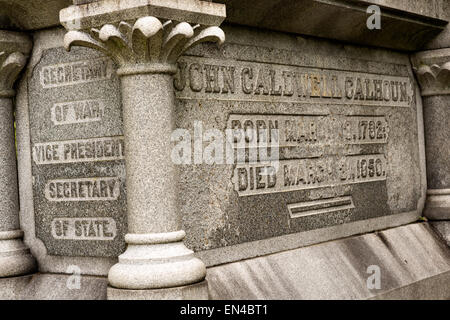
0,31,31,234
60,0,226,31
60,5,226,295
2,0,447,301
206,223,450,299
412,48,450,220
412,48,450,97
176,24,425,257
425,1,450,49
0,98,20,231
213,0,448,51
17,22,426,274
26,29,127,257
0,30,36,278
72,0,97,4
0,0,71,30
0,273,108,299
422,96,450,190
430,221,450,246
351,0,449,20
107,280,209,300
58,0,228,298
16,28,120,276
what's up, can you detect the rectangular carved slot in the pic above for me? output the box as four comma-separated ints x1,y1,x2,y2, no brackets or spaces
288,196,355,219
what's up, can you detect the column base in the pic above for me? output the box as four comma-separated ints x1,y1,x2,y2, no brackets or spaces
0,230,36,278
107,280,209,300
108,231,206,290
424,189,450,220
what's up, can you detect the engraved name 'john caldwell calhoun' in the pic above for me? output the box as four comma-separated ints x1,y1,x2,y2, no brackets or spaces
175,57,413,107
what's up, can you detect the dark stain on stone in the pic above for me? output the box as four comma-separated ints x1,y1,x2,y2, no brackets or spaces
376,232,409,268
376,232,392,251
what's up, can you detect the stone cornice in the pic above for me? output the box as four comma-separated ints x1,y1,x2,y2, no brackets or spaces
0,30,31,97
60,0,226,30
412,48,450,96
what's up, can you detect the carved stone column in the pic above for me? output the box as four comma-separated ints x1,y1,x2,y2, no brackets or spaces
60,0,226,299
412,49,450,220
0,30,36,277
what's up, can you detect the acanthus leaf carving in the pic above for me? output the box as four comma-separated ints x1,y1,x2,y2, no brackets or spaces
412,50,450,96
64,16,225,73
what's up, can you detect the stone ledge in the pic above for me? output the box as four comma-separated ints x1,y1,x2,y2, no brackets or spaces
213,0,448,51
0,273,108,299
0,0,448,52
2,222,449,299
206,222,450,299
430,221,450,246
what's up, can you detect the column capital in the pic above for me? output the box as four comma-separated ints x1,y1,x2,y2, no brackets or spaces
60,0,226,75
412,48,450,96
0,31,32,98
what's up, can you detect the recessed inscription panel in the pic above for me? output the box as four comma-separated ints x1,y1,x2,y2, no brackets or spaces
175,29,422,253
26,27,423,259
28,47,126,257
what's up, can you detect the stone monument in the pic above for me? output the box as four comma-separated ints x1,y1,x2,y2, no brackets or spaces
0,0,448,300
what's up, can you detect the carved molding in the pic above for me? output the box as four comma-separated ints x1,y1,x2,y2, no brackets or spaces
60,0,226,31
64,17,225,75
412,48,450,96
0,30,31,97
